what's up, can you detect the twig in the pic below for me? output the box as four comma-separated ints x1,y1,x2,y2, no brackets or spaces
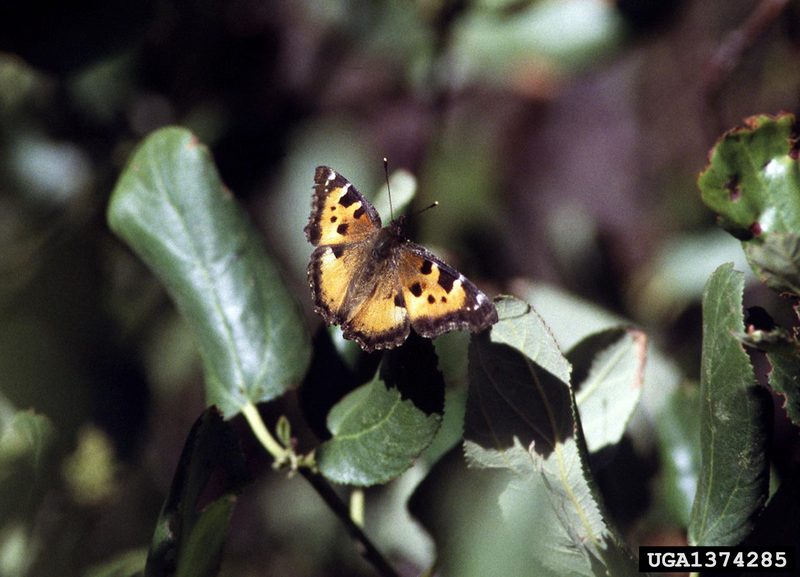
299,468,402,577
243,402,401,577
703,0,792,134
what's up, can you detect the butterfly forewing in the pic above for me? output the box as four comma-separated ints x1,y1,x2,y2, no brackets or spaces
305,166,381,247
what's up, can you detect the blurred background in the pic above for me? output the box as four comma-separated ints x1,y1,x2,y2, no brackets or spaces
1,0,799,575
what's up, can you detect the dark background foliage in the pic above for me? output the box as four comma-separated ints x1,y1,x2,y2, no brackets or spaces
1,0,799,575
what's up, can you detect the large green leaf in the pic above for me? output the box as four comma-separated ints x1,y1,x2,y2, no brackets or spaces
316,336,444,486
463,296,637,576
107,127,310,417
145,407,249,577
688,264,771,546
568,328,646,453
699,113,800,295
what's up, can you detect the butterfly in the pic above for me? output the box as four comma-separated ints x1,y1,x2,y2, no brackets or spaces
305,166,498,352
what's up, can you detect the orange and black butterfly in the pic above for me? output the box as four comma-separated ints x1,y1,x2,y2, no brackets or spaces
305,166,498,352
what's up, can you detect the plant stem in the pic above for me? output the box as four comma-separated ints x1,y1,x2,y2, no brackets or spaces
243,402,401,577
299,468,401,577
241,401,286,461
350,488,365,528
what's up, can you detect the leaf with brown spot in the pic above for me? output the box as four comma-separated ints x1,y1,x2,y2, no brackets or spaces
699,113,800,296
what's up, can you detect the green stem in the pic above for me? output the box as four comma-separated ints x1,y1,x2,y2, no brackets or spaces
242,402,399,577
241,401,286,461
350,488,365,528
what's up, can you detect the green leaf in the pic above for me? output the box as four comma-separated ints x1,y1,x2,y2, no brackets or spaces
765,346,800,427
84,548,147,577
488,295,571,383
568,328,647,453
108,127,310,417
316,336,444,486
688,264,771,546
145,407,249,577
464,296,637,575
525,281,682,418
523,280,624,351
175,498,235,577
409,451,544,577
633,230,752,323
745,232,800,295
450,0,624,87
737,317,800,428
652,385,701,528
698,113,800,295
0,413,53,577
0,410,55,523
699,114,800,236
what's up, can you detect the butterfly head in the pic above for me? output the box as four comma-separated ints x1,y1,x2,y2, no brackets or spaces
374,217,408,259
391,214,408,232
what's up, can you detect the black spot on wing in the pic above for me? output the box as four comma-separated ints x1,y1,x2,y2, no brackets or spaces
394,293,405,307
427,294,435,304
337,223,349,235
437,268,458,293
339,188,359,207
420,260,433,275
410,282,423,297
330,216,337,223
331,245,344,258
411,292,498,339
354,206,365,219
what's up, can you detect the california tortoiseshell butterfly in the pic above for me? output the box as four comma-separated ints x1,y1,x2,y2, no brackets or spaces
305,166,498,352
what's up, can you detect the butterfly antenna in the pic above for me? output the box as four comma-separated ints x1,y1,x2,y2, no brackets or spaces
385,157,438,221
414,201,439,217
382,157,396,221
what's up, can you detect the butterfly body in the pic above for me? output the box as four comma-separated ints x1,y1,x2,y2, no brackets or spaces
305,166,498,352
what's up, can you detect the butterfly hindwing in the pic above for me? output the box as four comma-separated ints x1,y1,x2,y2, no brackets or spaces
309,239,411,351
305,166,381,247
398,244,498,338
340,269,410,351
